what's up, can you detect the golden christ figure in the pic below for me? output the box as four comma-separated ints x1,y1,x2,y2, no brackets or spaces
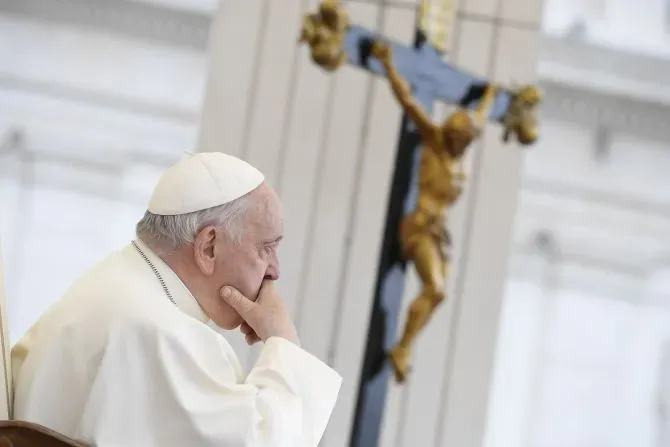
372,41,502,383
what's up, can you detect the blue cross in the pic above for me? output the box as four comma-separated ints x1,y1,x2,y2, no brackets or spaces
343,25,514,122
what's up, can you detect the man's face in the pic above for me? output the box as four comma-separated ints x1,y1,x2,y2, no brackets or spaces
207,184,283,329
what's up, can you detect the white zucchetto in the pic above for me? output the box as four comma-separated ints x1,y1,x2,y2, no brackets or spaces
148,152,265,216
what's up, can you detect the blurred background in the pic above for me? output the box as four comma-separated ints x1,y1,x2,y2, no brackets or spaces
0,0,669,446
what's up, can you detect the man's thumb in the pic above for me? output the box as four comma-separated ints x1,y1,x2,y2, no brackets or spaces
220,286,255,315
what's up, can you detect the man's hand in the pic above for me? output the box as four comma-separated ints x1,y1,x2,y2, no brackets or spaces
371,40,391,63
239,322,261,346
220,281,300,346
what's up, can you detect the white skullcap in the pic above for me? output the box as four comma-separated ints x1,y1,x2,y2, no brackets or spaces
148,152,264,216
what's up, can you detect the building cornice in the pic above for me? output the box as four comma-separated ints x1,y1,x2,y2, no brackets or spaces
538,35,670,141
0,0,211,49
540,79,670,142
2,0,670,143
540,36,670,100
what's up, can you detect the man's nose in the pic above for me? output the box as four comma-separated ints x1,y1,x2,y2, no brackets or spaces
266,261,280,281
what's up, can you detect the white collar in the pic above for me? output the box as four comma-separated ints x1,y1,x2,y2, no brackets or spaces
132,239,209,324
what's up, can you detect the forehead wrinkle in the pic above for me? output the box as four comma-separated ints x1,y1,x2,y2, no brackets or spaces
243,189,283,242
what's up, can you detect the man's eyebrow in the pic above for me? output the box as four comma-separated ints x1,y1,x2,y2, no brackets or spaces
265,236,283,244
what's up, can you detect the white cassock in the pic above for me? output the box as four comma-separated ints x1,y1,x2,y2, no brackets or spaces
11,239,342,446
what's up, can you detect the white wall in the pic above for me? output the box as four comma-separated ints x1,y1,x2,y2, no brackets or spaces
484,117,670,447
0,11,205,339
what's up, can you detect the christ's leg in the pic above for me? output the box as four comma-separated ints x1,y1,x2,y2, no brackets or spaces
389,236,447,382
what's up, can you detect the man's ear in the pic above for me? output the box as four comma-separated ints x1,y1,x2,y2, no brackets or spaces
193,226,217,276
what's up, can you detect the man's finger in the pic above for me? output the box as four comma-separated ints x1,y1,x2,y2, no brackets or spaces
246,333,260,345
220,286,255,315
240,323,253,335
260,279,276,290
254,281,271,305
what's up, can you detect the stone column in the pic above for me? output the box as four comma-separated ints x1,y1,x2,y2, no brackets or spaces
429,1,546,446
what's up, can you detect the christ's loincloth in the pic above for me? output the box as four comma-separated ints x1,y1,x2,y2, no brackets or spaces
400,212,451,262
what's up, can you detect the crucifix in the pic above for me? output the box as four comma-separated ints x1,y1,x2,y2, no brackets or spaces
299,1,541,446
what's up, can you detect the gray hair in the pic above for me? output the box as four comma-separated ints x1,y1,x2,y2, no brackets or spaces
136,194,252,250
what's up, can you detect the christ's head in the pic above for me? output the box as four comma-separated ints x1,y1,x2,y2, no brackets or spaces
441,110,477,158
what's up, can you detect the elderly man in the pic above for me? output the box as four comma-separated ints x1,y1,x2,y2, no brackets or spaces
11,153,342,446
